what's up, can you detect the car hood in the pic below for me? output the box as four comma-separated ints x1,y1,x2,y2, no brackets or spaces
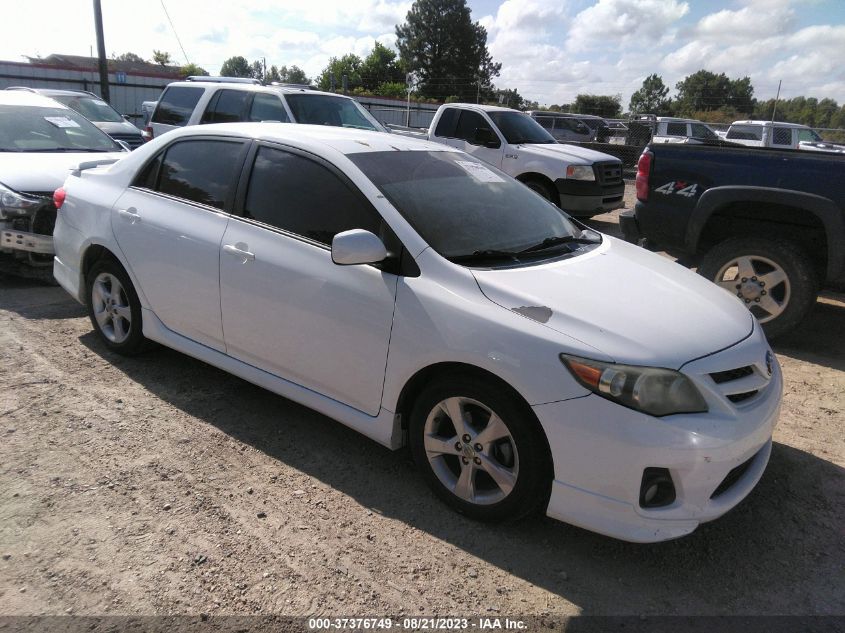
94,120,143,136
471,237,754,369
0,151,126,192
517,142,620,165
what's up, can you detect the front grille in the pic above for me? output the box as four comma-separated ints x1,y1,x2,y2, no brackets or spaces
711,455,755,498
727,391,758,403
595,161,623,186
110,133,144,149
710,366,754,384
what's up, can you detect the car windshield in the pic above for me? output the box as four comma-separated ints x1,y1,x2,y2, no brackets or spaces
52,95,125,123
489,111,556,144
690,123,720,141
798,129,824,142
348,150,589,263
285,94,382,131
0,105,121,152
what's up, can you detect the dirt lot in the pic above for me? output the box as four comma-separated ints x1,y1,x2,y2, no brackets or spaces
1,186,843,619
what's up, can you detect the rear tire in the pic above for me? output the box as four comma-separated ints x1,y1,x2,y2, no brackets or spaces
86,257,147,355
409,374,552,522
698,237,818,340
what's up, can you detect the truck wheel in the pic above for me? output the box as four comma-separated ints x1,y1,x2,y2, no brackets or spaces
86,257,147,355
523,178,559,207
698,237,818,339
409,375,552,522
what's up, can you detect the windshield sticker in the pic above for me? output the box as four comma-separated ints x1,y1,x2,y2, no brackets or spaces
44,116,81,129
456,160,505,183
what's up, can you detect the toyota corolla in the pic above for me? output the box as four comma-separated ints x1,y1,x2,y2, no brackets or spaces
52,123,781,542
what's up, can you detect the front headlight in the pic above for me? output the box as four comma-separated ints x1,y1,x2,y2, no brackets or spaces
0,181,41,219
561,354,708,417
565,165,595,181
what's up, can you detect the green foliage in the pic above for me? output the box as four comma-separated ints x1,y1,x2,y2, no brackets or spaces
573,94,622,118
395,0,500,101
629,74,671,115
152,50,172,66
751,96,845,141
674,70,754,116
280,65,309,85
114,52,146,63
361,42,404,91
180,63,209,77
375,82,408,98
220,56,252,78
316,54,363,91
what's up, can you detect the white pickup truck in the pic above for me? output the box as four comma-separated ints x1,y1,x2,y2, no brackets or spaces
725,120,845,154
393,104,624,217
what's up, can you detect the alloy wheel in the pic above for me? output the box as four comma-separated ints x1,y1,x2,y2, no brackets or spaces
714,254,790,323
91,272,132,344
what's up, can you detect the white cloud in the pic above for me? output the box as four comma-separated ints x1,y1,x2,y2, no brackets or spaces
566,0,690,51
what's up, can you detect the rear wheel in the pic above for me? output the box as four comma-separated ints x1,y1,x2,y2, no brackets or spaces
698,237,818,339
409,375,552,522
86,257,146,355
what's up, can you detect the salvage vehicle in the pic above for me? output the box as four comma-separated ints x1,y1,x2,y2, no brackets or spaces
525,111,593,143
53,123,781,543
6,87,145,149
621,142,845,338
393,104,624,217
725,120,845,154
0,90,126,279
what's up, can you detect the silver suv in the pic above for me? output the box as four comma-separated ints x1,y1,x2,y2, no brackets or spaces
148,78,387,140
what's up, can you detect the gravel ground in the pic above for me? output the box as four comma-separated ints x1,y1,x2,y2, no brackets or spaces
1,185,843,618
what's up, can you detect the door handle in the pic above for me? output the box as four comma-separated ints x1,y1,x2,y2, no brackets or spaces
223,243,255,262
117,208,141,223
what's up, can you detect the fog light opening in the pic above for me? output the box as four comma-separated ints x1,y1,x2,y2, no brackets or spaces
639,467,676,508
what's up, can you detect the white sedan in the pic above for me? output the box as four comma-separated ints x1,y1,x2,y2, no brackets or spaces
52,123,781,542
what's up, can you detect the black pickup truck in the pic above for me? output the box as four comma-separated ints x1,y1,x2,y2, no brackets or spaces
620,143,845,338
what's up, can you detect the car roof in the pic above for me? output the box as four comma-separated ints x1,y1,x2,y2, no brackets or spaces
730,120,810,128
0,90,73,108
445,103,515,113
168,122,455,156
656,117,701,123
164,81,351,100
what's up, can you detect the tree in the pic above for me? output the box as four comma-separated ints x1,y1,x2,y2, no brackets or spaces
573,94,622,118
114,52,146,63
250,60,265,81
395,0,501,101
375,82,407,98
316,54,363,92
629,74,671,115
279,65,310,85
180,63,209,77
220,56,252,78
152,50,173,66
360,42,404,91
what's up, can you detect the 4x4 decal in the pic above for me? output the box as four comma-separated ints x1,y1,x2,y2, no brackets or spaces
655,181,699,197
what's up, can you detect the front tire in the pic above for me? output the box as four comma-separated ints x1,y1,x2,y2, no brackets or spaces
409,375,552,522
698,237,818,340
86,257,146,355
523,178,559,207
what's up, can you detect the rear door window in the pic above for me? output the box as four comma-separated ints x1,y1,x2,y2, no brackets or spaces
666,122,687,136
772,127,793,146
200,89,251,124
249,93,289,122
433,108,459,138
152,86,203,126
726,125,763,141
155,139,246,210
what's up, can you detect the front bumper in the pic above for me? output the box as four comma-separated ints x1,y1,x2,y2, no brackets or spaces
534,326,782,542
1,228,54,255
554,178,625,217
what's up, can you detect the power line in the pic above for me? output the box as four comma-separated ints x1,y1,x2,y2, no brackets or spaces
160,0,190,65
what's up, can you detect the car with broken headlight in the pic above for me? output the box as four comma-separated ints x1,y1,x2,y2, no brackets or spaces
52,123,781,542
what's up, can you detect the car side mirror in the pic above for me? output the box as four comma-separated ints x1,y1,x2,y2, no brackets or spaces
473,127,500,148
331,229,388,266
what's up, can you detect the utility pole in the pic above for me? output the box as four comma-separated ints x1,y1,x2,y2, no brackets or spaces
92,0,110,103
262,57,266,83
771,79,782,123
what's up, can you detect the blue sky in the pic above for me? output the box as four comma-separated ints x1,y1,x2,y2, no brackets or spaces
5,0,845,107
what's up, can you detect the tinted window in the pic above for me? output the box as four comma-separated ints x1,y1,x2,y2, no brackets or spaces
249,93,289,122
666,123,687,136
488,111,556,144
152,86,203,126
244,147,381,245
156,140,244,209
690,123,719,140
726,125,763,140
455,111,490,143
773,127,792,145
434,108,459,137
201,89,250,124
535,116,553,129
349,151,583,261
134,152,163,189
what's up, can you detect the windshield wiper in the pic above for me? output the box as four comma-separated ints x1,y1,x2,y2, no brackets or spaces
519,232,601,254
448,249,522,263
